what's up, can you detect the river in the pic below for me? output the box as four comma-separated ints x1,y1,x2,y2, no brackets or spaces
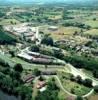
0,90,21,100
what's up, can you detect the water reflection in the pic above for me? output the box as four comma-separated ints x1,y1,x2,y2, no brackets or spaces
0,90,21,100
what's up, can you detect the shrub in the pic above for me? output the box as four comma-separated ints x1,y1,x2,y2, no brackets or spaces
14,63,23,73
94,85,98,93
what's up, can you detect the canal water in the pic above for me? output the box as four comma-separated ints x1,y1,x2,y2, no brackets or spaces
0,90,21,100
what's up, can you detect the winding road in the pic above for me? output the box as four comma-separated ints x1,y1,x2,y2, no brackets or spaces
55,75,94,98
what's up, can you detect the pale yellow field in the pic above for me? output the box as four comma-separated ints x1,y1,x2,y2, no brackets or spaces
49,27,81,40
88,94,98,100
49,15,62,20
40,26,81,40
84,20,98,28
84,29,98,36
0,19,20,25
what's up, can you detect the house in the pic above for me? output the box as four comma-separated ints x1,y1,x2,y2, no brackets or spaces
32,57,52,64
40,87,46,92
17,52,33,63
22,74,35,83
18,50,53,64
36,81,46,89
27,51,54,59
17,49,65,65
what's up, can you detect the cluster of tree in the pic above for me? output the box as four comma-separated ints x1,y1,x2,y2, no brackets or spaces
62,22,91,29
30,45,40,52
53,49,64,59
0,58,10,68
0,58,33,100
10,21,17,25
0,25,17,45
41,34,54,46
70,75,93,88
31,39,98,78
94,85,98,93
9,50,15,57
33,68,41,76
0,12,5,17
30,44,64,60
34,17,50,23
15,12,33,18
0,40,16,45
85,40,98,49
14,63,23,73
62,9,70,20
55,41,74,53
0,73,32,100
0,72,18,95
35,78,60,100
16,85,32,100
64,54,98,78
76,96,83,100
93,18,96,21
14,10,53,24
55,39,98,78
30,44,54,57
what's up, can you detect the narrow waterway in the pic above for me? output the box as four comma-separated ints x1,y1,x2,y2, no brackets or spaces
0,90,21,100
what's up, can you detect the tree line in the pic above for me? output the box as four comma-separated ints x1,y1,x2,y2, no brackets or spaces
0,58,32,100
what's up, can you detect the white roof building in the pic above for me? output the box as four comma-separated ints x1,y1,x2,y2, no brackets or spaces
40,87,46,92
17,52,32,60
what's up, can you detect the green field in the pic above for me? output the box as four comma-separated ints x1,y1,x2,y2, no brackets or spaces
0,31,16,42
0,19,20,25
40,25,81,40
58,72,92,96
84,29,98,36
84,20,98,28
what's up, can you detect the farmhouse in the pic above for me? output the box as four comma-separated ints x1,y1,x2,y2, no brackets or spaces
22,74,35,83
17,49,65,65
39,87,46,92
27,51,54,59
17,51,53,64
17,52,32,62
36,81,46,89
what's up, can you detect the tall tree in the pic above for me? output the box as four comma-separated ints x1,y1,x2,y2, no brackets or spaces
14,63,23,73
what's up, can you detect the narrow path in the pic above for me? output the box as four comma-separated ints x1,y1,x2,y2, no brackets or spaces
54,75,77,97
83,89,94,98
55,75,94,98
32,77,39,99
